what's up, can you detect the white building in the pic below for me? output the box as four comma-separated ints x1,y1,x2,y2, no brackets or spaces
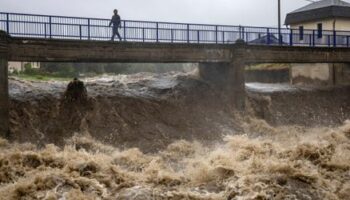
285,0,350,32
8,62,40,73
285,0,350,86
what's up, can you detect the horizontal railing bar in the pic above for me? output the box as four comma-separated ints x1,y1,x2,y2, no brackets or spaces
1,20,244,33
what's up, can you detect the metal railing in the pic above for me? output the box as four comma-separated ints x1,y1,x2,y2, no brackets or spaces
1,12,350,47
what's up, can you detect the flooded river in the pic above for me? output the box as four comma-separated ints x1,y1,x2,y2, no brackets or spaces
1,72,349,199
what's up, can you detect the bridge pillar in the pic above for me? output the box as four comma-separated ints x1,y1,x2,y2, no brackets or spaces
198,61,245,110
333,63,350,86
0,31,10,138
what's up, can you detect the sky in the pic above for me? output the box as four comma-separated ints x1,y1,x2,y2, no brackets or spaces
0,0,345,27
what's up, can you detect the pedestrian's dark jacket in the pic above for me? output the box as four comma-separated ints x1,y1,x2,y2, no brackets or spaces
109,14,121,27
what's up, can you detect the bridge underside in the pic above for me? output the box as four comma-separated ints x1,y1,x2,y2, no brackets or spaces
1,35,350,137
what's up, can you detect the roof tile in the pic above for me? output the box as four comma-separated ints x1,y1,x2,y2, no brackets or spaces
291,0,350,13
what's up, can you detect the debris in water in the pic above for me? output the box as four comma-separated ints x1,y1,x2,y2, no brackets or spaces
63,78,88,103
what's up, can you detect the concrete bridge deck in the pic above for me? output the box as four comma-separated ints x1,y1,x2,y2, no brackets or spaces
5,37,350,63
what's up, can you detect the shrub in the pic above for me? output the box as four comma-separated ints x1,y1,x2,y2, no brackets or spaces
23,63,39,75
11,69,19,75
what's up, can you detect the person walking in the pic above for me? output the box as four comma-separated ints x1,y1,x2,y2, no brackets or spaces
109,9,122,41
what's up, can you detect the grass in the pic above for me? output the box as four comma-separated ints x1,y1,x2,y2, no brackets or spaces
10,74,73,81
246,63,291,71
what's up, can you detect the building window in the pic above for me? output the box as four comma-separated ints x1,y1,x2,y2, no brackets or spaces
299,26,304,40
317,23,323,38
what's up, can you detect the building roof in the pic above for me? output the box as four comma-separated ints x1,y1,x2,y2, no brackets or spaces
285,0,350,25
249,34,286,45
292,0,350,13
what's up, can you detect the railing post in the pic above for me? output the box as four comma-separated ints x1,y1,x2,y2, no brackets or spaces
49,16,52,39
79,25,82,40
156,22,159,42
222,31,225,44
142,28,145,42
309,34,312,47
87,19,91,40
333,30,337,47
239,25,242,39
197,30,200,43
242,27,245,41
44,23,47,38
327,35,330,47
171,29,174,43
267,28,270,45
187,24,190,43
312,30,315,46
347,36,349,47
215,25,218,44
123,21,126,41
289,29,293,46
6,13,9,34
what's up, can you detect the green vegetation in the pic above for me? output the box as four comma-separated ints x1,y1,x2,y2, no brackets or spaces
246,63,290,71
10,63,77,81
12,74,72,81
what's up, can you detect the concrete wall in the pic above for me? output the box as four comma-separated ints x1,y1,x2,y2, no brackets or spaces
290,63,333,85
334,63,350,85
7,38,350,64
8,39,232,63
290,63,350,86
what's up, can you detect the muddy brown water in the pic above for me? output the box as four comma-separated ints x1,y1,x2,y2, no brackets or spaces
1,72,350,199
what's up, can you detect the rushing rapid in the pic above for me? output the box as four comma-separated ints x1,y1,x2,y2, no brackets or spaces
0,123,349,199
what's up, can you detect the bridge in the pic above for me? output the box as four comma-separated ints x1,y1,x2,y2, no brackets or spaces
1,12,350,46
1,12,350,137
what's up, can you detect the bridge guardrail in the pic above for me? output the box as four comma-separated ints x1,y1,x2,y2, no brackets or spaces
0,12,350,47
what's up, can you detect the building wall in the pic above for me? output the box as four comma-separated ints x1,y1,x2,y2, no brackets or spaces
289,18,350,46
290,18,350,31
8,62,22,72
334,18,350,31
291,19,334,30
8,62,40,73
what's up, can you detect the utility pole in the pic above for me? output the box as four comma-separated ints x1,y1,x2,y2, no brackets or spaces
278,0,282,45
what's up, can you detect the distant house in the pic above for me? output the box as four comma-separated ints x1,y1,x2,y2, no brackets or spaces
8,62,40,73
285,0,350,44
285,0,350,86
